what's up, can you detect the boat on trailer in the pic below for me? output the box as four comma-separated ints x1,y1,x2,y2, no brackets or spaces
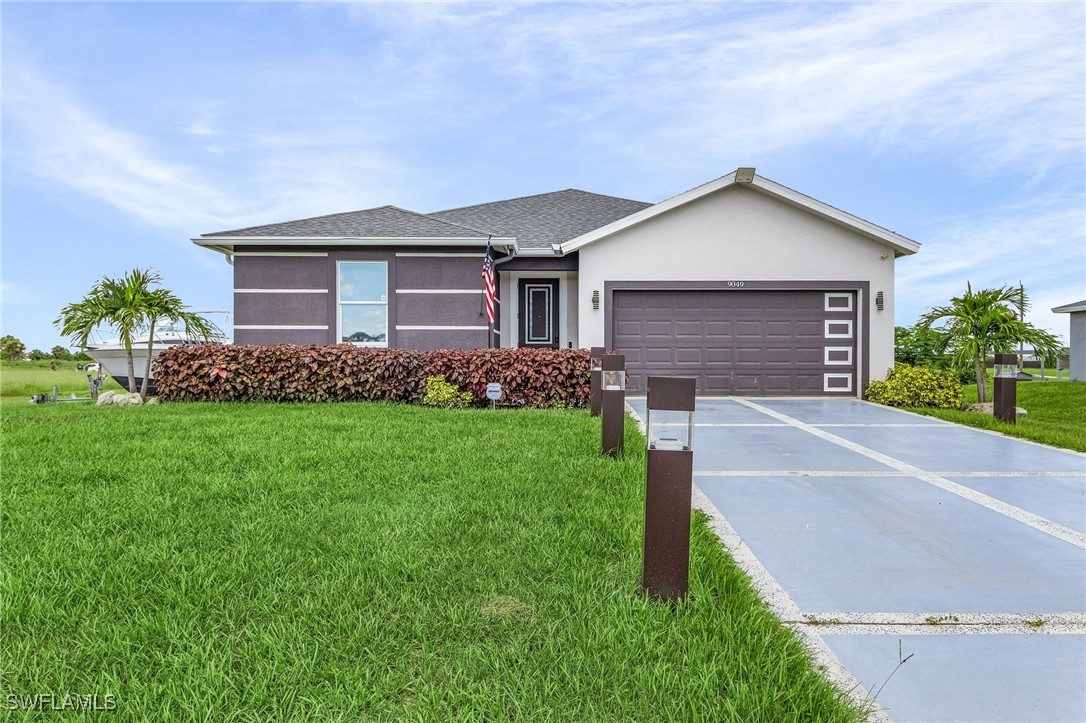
84,314,229,395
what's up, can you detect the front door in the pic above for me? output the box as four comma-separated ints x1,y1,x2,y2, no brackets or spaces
518,279,560,348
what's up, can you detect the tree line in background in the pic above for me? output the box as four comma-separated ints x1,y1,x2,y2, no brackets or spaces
0,336,91,363
895,283,1065,404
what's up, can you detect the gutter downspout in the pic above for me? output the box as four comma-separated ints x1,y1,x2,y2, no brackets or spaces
490,239,518,350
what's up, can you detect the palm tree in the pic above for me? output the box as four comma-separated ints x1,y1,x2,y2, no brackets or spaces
920,283,1063,403
55,268,217,395
137,287,218,397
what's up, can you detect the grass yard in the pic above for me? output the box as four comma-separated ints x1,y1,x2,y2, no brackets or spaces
1,359,125,399
1,401,867,722
906,380,1086,453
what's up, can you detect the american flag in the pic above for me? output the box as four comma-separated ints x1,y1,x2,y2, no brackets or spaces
481,243,496,325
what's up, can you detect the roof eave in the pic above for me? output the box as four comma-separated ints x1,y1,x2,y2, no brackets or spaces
1052,301,1086,314
193,236,519,253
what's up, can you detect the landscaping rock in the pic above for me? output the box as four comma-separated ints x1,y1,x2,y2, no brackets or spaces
967,402,1027,417
97,392,144,406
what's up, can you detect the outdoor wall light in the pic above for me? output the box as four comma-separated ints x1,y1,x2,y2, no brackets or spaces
876,291,885,311
735,167,756,184
642,375,697,601
601,354,626,458
592,290,600,310
589,346,605,417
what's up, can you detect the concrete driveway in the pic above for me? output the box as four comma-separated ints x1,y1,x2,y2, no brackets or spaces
626,397,1086,723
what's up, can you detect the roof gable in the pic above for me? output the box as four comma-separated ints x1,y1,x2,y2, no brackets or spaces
556,170,920,257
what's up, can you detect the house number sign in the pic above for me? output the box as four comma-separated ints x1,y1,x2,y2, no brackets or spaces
726,281,745,288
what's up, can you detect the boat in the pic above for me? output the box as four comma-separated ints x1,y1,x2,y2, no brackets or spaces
84,313,229,395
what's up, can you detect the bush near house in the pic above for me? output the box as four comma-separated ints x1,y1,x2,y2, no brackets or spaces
153,344,590,407
865,364,963,409
420,374,473,408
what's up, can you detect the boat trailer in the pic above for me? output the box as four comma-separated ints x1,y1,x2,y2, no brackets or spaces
28,370,106,405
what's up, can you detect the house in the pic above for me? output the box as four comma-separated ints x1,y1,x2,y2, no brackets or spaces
1051,300,1085,380
194,168,919,396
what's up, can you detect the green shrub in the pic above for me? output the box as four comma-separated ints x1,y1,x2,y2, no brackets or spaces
865,364,963,409
420,375,472,409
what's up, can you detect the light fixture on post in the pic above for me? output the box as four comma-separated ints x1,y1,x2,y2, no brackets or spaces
601,354,626,457
642,376,696,601
993,353,1018,424
589,346,605,417
876,291,885,311
592,290,600,310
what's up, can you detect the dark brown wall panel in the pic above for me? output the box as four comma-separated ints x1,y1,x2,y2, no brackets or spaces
396,293,488,326
235,293,328,326
234,256,328,289
395,328,489,351
234,328,329,346
395,256,482,290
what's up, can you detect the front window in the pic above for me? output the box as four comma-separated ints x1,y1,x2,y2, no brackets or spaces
338,261,388,345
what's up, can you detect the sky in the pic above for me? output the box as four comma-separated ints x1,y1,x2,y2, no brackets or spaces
3,1,1084,354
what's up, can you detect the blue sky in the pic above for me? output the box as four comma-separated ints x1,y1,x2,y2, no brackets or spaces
3,2,1084,353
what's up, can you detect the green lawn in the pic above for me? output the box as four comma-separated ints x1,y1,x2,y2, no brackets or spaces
1,401,867,721
906,379,1086,452
1,359,125,399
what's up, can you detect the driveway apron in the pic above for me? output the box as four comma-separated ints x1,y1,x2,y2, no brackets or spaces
626,397,1086,723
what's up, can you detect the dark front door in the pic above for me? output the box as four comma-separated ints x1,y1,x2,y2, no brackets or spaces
519,279,560,348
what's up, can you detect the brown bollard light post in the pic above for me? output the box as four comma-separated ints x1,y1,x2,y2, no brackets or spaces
993,353,1019,424
642,376,696,602
589,346,605,417
600,354,626,457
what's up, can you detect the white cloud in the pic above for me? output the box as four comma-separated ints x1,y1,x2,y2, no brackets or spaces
896,195,1085,339
2,61,413,235
353,3,1084,175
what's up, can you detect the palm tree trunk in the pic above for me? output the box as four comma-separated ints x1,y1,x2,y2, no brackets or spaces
140,320,156,398
974,357,987,404
123,337,138,394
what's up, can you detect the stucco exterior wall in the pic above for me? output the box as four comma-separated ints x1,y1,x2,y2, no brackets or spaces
1069,311,1085,381
232,247,493,349
576,185,901,383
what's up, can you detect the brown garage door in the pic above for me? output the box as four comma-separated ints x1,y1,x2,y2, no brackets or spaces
612,289,857,395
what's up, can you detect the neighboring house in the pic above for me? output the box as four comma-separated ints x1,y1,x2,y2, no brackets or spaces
194,168,919,396
1052,300,1085,381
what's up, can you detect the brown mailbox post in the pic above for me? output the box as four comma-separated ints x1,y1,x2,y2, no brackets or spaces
993,353,1018,424
642,376,696,601
589,346,605,417
601,354,626,458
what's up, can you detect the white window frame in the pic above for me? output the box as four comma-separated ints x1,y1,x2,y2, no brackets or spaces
823,373,854,393
337,261,389,347
824,292,854,312
824,346,854,365
824,319,854,339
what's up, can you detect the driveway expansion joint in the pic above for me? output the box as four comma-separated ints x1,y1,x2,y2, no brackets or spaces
734,398,1086,550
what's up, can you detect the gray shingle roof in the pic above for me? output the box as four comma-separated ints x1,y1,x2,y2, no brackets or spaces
200,189,650,249
202,205,492,239
429,189,651,249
